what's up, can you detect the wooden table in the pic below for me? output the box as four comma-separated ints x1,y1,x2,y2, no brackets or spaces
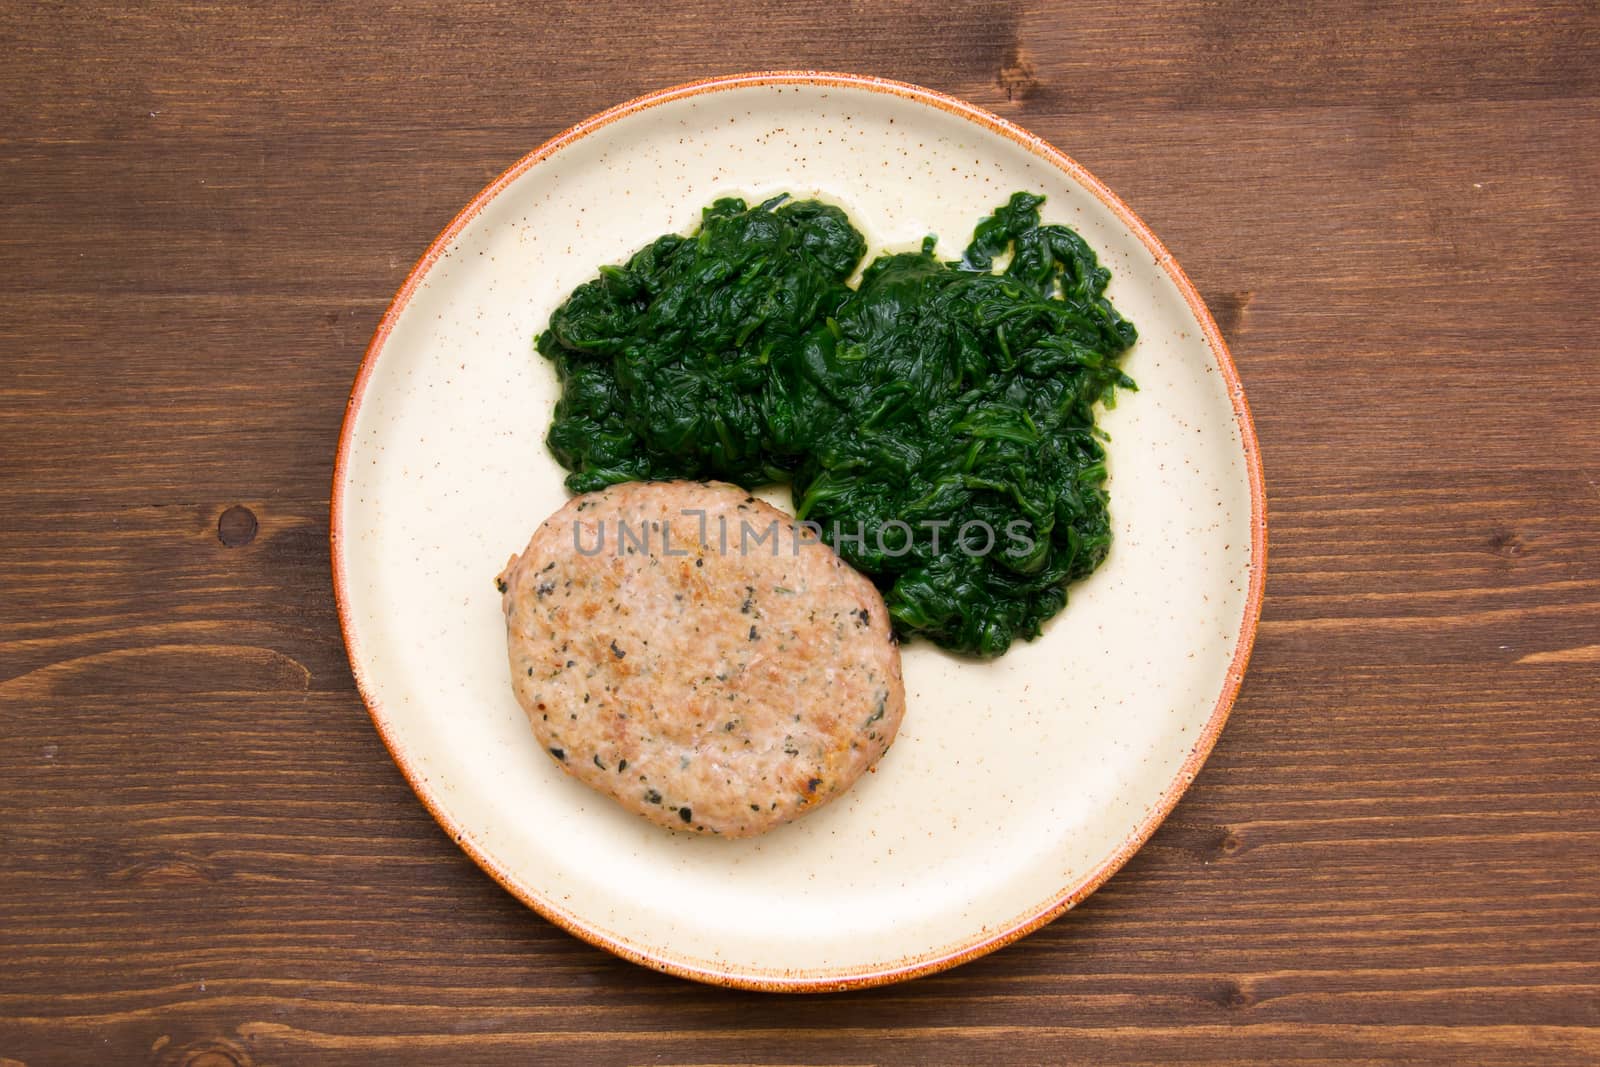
3,2,1597,1063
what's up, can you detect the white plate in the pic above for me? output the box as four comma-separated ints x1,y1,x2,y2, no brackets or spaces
332,72,1265,991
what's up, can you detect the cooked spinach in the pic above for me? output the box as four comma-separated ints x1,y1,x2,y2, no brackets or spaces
537,192,1136,657
538,195,864,490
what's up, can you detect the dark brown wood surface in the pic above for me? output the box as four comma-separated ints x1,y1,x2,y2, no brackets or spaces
3,2,1598,1064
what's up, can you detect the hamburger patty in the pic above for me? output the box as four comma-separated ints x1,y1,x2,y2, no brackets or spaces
497,481,906,836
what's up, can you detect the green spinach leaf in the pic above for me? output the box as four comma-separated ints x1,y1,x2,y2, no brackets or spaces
537,192,1136,657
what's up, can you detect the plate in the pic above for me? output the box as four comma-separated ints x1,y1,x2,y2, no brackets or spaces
332,71,1265,991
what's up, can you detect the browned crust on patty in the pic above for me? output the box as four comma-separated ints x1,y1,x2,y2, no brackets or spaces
498,481,906,836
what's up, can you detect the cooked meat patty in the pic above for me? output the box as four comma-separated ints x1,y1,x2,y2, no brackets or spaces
497,481,906,837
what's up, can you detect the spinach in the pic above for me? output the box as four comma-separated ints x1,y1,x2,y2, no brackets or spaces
537,192,1135,657
538,195,864,490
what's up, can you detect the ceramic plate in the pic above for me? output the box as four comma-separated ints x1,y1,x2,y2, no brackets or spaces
332,72,1265,990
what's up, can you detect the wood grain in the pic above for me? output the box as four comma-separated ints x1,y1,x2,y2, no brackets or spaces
3,1,1598,1063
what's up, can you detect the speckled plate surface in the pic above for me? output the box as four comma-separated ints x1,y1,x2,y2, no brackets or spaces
332,72,1265,991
